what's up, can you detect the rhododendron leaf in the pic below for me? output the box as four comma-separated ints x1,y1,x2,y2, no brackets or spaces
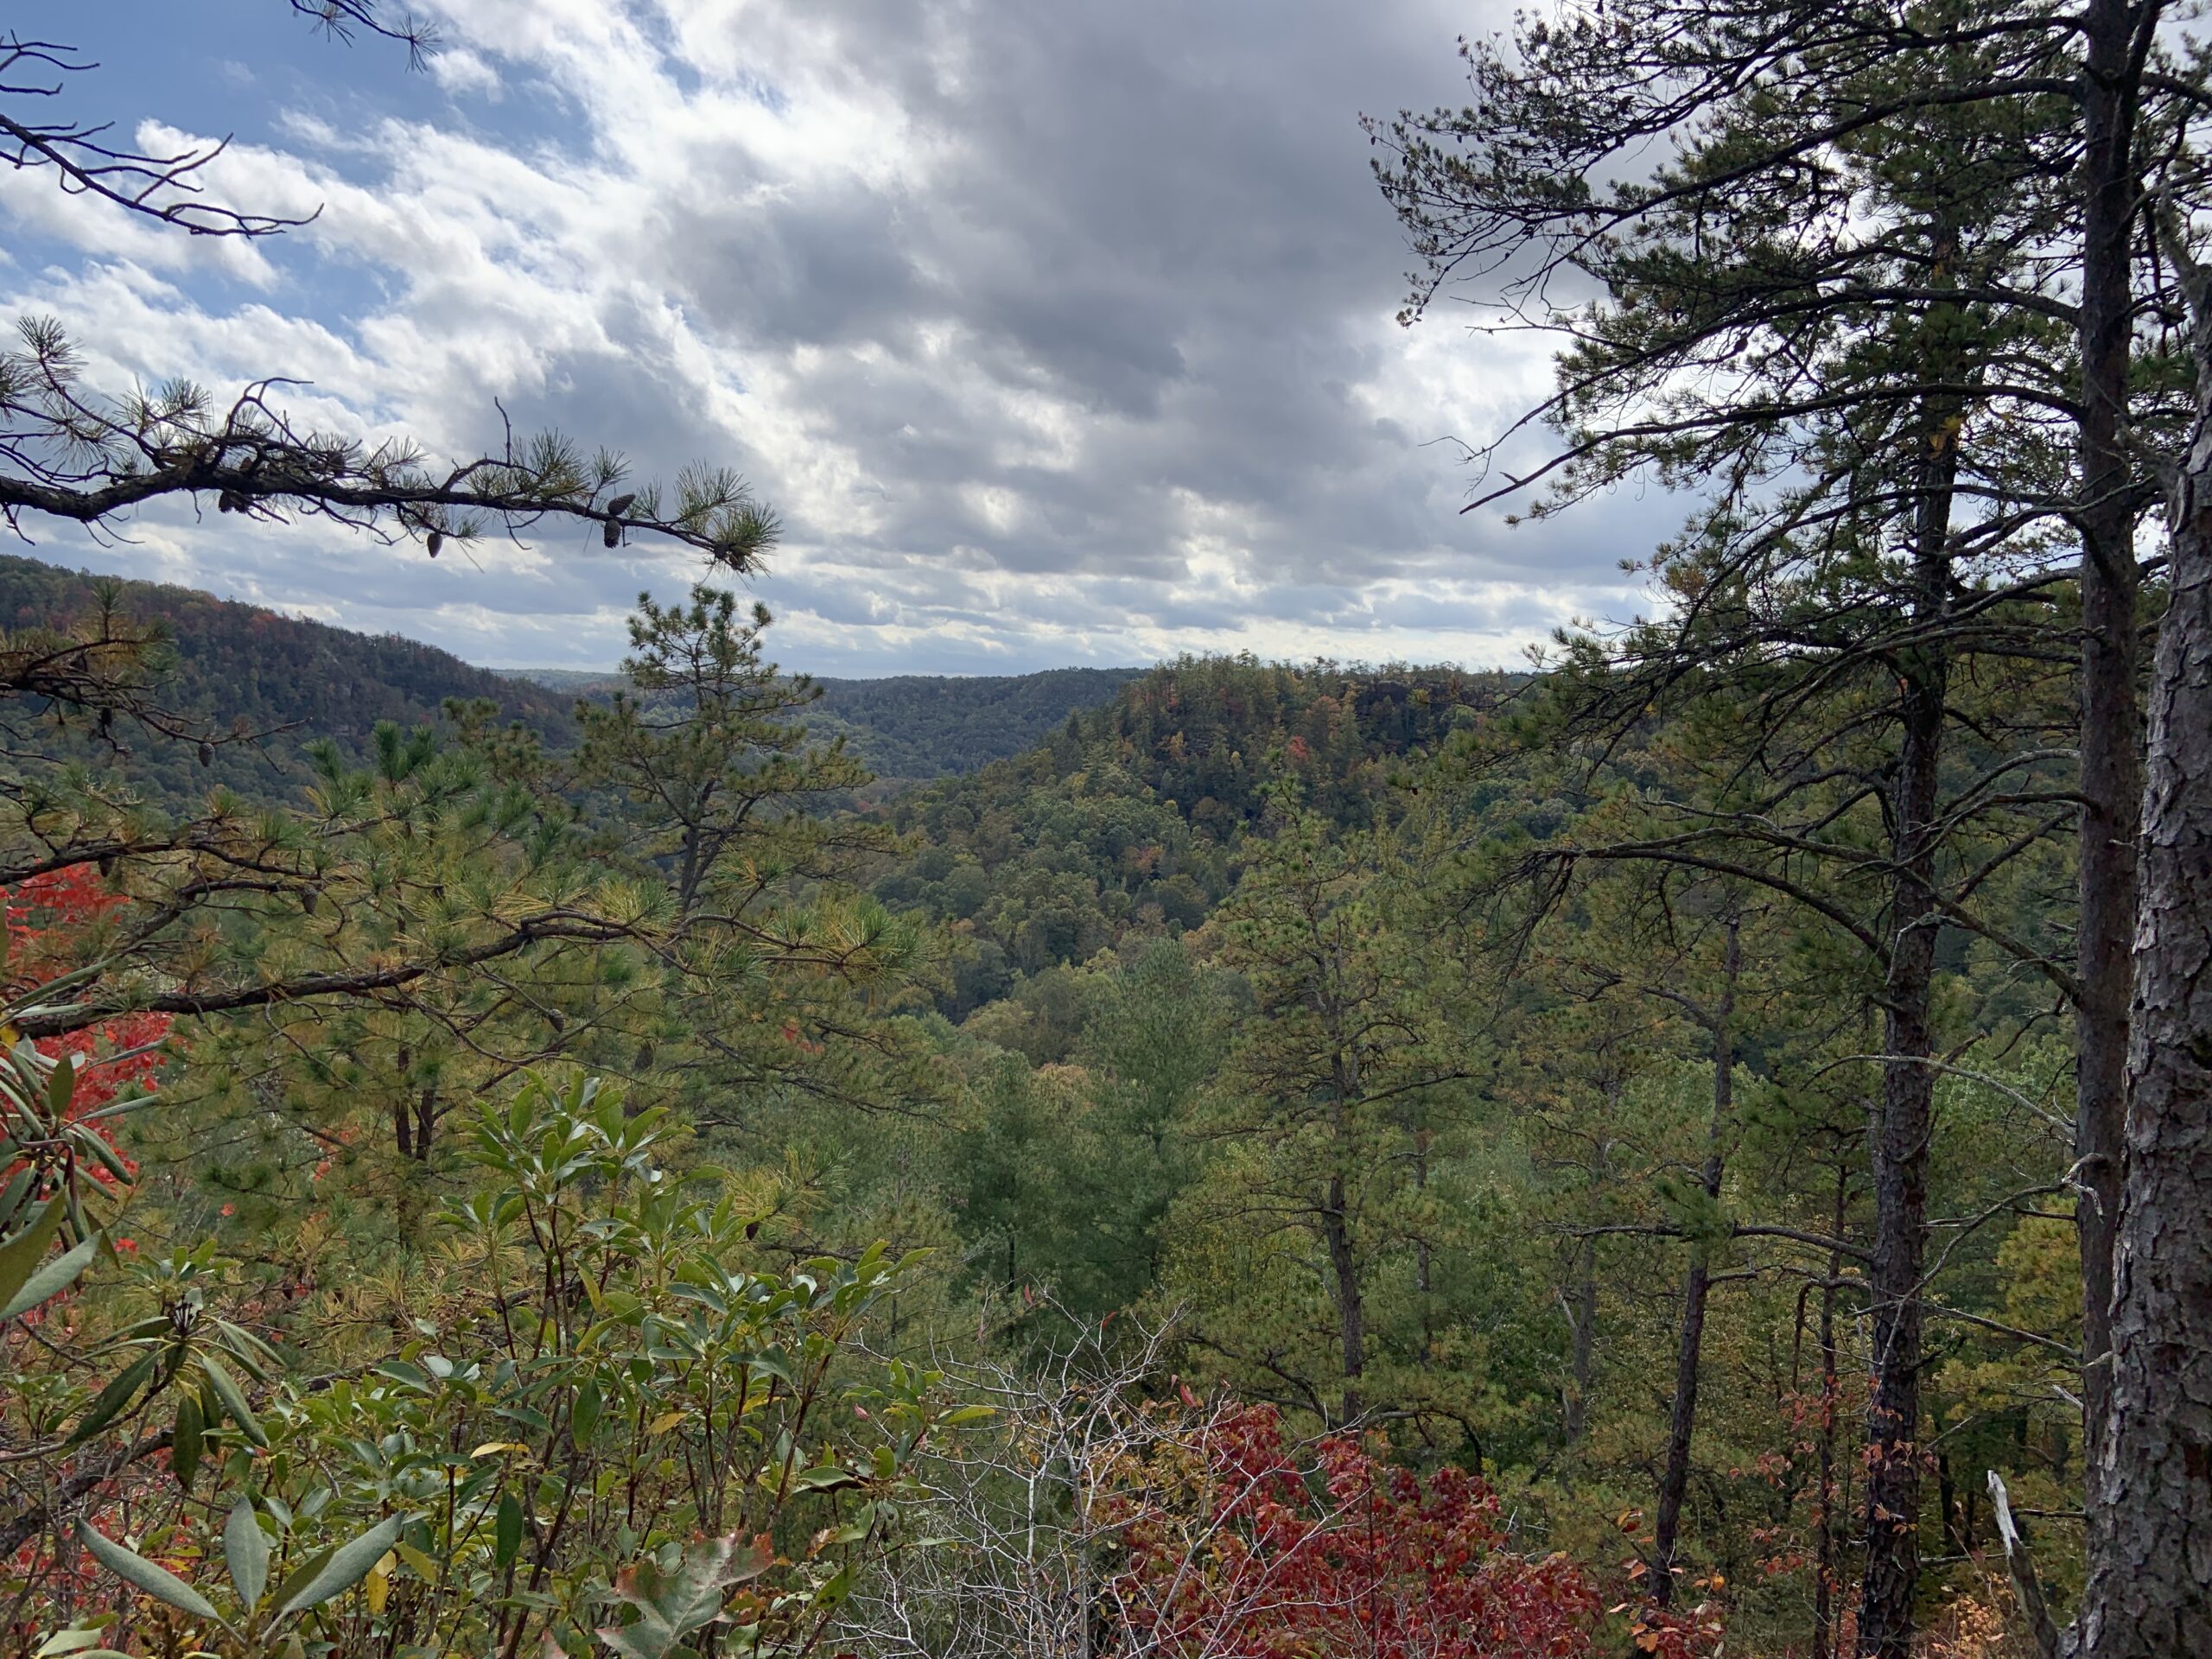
75,1522,221,1622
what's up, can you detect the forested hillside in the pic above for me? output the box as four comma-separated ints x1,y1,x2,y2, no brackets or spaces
0,555,576,798
0,575,2082,1656
1,557,1138,792
13,3,2212,1657
874,657,1522,1013
505,663,1143,778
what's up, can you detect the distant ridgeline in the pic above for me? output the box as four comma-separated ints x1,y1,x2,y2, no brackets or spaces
0,559,1516,976
498,664,1147,780
0,553,577,803
0,555,1141,795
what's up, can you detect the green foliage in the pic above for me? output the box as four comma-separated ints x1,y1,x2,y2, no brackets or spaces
0,552,578,805
798,670,1142,780
597,1534,773,1659
948,940,1229,1319
0,563,2103,1658
33,1073,956,1659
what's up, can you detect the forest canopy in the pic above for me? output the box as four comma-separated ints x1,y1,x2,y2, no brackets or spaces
8,1,2212,1657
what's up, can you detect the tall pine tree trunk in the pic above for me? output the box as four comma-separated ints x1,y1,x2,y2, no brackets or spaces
1814,1170,1849,1659
2072,0,2147,1474
1323,1170,1366,1423
2074,235,2212,1659
1857,386,1960,1659
1651,920,1738,1610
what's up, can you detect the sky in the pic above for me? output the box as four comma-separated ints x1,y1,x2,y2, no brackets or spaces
1,0,1657,677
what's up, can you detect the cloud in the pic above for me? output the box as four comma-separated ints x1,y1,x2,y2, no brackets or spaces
0,0,1657,674
429,47,503,100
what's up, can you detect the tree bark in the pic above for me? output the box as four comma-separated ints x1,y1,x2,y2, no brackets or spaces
2071,0,2148,1478
1651,1256,1713,1612
1814,1173,1847,1659
1323,1170,1366,1424
2074,243,2212,1659
1651,922,1738,1610
1856,376,1960,1659
1563,1234,1598,1457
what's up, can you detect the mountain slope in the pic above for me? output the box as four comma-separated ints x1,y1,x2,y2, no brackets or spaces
805,669,1143,777
0,554,579,801
874,654,1526,1014
499,665,1146,778
2,556,1142,797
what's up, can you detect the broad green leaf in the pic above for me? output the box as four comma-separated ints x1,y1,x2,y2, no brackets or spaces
200,1354,267,1447
35,1630,117,1656
225,1498,269,1612
47,1053,73,1116
264,1546,333,1620
208,1316,280,1377
67,1351,158,1446
0,1165,34,1230
1,1231,97,1321
75,1522,221,1622
34,1637,132,1659
570,1376,601,1445
275,1515,404,1615
0,1193,66,1315
495,1493,523,1569
596,1533,772,1659
171,1393,204,1490
82,1135,133,1186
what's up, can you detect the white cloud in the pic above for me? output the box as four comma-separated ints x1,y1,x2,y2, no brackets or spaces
0,0,1658,674
428,46,503,99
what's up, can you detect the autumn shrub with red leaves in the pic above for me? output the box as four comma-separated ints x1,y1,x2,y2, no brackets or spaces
4,867,169,1190
2,869,178,1626
1103,1402,1600,1659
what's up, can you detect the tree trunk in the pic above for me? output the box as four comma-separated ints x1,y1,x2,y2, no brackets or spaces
1814,1184,1845,1659
2074,251,2212,1659
1414,1127,1435,1363
1938,1453,1962,1557
1651,1256,1713,1611
1563,1235,1598,1456
1856,385,1959,1659
393,1044,415,1157
1652,922,1738,1610
1323,1171,1366,1423
2071,0,2146,1478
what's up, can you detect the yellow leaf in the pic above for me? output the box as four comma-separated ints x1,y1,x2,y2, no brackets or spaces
365,1560,391,1614
647,1410,688,1436
471,1441,531,1459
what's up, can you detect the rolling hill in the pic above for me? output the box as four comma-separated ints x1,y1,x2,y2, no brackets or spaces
0,556,1141,795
